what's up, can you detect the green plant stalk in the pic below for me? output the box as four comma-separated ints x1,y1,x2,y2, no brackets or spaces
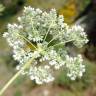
52,39,75,47
43,20,54,41
0,57,34,96
16,33,37,50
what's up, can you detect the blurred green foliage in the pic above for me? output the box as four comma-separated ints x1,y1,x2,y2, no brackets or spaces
0,0,26,18
14,90,22,96
13,76,26,86
79,0,90,11
0,4,5,15
59,91,81,96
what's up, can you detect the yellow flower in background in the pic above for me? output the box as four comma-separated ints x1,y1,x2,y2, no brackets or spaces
59,0,78,24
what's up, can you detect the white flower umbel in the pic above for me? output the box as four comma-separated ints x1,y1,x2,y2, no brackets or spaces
3,6,88,84
66,55,85,80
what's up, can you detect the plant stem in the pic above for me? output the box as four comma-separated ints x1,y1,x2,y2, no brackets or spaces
47,35,58,46
16,33,37,50
0,57,34,96
52,39,75,47
43,20,54,41
0,70,22,96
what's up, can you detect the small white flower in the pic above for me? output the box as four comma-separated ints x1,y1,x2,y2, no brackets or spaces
44,65,50,69
49,60,57,65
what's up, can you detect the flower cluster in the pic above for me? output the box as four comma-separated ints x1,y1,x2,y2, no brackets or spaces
66,55,85,80
3,6,88,84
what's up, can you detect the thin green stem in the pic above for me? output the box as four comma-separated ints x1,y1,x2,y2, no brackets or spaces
48,39,75,48
52,42,65,47
64,39,75,44
31,18,35,31
47,35,58,46
0,70,22,96
0,57,34,96
43,21,54,41
16,33,37,50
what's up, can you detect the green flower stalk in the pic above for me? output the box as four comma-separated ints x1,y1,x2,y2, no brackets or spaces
0,6,88,95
